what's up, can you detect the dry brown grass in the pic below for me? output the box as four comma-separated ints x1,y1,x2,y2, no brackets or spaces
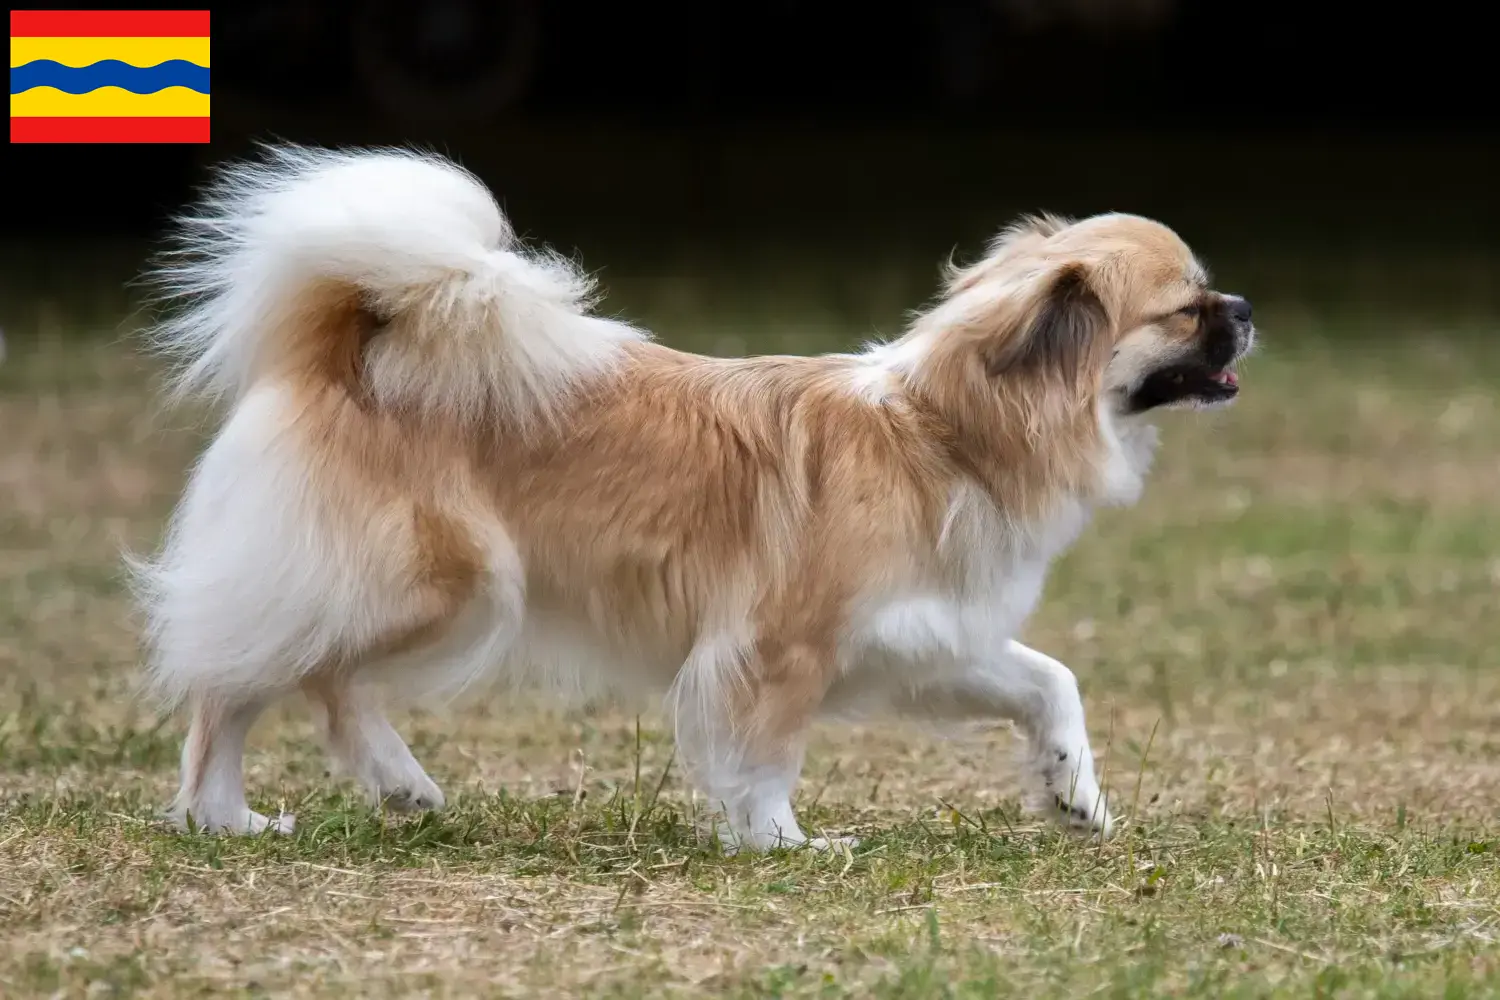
3,319,1500,998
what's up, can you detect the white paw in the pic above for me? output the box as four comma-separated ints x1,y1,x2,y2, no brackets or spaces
169,805,296,836
248,811,297,836
716,825,805,855
376,776,446,813
1024,744,1114,839
718,828,860,854
717,832,789,855
1045,787,1113,838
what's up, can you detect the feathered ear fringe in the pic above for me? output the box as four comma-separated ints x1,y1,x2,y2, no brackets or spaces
985,262,1114,453
944,212,1077,294
988,211,1074,253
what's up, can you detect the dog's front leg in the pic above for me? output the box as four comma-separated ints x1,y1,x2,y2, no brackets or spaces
896,639,1114,837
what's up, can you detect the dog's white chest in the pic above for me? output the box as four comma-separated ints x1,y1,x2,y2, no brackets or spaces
847,491,1089,679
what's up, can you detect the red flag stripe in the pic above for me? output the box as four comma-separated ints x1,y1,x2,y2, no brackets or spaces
9,10,210,37
10,116,210,143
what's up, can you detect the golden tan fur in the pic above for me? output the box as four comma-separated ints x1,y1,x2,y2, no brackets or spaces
289,214,1212,654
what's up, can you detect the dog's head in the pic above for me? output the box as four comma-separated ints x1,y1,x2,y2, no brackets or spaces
935,212,1256,420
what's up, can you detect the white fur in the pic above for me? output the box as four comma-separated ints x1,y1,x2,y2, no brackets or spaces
309,680,446,813
130,382,525,714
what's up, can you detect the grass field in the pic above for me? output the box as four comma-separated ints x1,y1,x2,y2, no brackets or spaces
3,261,1500,998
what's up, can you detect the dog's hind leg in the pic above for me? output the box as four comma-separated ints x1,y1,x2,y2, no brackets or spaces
302,535,527,817
168,692,295,835
304,675,445,813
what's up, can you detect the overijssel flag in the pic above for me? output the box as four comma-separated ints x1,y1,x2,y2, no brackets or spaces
10,9,209,143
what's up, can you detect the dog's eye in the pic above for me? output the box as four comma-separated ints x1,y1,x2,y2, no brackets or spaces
1175,304,1201,319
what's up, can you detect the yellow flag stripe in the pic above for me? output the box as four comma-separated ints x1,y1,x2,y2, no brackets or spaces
10,86,210,118
9,37,210,68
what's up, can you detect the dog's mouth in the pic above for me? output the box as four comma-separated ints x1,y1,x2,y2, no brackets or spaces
1126,361,1241,413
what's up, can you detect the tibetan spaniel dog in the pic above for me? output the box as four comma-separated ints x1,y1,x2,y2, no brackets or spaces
133,146,1254,850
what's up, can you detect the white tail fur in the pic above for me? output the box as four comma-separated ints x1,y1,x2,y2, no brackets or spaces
144,143,645,425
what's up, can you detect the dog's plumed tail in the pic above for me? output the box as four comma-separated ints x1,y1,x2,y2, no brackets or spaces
145,144,644,425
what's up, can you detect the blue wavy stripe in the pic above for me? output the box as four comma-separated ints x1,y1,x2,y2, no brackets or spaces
10,60,210,96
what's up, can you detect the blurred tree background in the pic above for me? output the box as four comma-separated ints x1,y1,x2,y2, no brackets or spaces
1,0,1494,349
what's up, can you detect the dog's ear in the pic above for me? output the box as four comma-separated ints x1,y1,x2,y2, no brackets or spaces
983,263,1109,388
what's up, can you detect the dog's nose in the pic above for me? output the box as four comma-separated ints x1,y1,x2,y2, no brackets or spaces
1224,295,1252,324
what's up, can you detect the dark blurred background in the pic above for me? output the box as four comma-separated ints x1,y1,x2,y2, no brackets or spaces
2,0,1496,348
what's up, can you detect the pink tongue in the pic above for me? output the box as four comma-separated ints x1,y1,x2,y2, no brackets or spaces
1212,369,1239,386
